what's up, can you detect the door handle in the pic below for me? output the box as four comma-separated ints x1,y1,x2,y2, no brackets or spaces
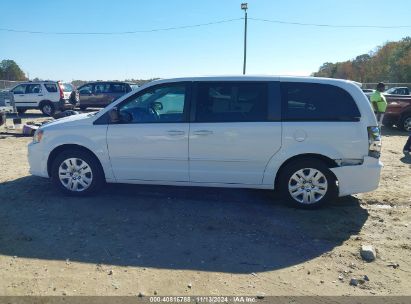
19,95,24,97
38,94,43,96
193,130,214,136
167,130,185,136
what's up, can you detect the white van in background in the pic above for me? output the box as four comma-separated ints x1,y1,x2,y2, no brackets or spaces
28,76,382,208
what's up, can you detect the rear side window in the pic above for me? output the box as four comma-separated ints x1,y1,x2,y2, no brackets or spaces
26,84,42,94
281,82,361,121
44,84,58,93
94,83,111,94
111,83,127,93
195,82,268,122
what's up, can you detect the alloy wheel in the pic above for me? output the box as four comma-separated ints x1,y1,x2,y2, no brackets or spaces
288,168,328,204
58,158,93,192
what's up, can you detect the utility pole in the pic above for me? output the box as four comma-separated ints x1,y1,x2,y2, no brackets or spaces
241,3,248,75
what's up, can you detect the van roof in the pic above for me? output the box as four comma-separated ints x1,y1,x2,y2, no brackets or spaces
149,75,358,85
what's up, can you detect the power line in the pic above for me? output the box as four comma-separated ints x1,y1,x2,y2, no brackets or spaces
0,16,410,35
249,17,411,28
0,18,243,35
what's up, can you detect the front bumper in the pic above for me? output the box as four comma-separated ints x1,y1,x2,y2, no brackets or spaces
28,142,49,178
331,156,383,197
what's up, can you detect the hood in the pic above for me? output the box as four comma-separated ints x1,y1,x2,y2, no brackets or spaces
42,112,96,129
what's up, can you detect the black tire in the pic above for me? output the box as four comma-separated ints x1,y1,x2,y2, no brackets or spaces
40,101,55,116
399,113,411,132
17,108,27,114
278,159,337,209
79,106,87,111
51,149,104,196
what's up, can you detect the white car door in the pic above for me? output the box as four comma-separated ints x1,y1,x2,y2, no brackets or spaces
25,84,43,106
11,84,27,107
106,82,190,182
189,81,282,185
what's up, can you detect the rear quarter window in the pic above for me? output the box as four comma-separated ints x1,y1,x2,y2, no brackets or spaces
281,82,361,121
44,84,58,93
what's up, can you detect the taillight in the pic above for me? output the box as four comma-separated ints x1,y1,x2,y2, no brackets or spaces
368,126,381,158
58,83,64,99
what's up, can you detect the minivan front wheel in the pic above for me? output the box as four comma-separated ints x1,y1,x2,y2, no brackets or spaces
51,149,104,196
278,159,337,209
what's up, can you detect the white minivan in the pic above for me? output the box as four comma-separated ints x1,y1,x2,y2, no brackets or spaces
28,76,383,208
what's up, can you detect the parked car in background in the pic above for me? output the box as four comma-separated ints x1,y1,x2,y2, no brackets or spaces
62,83,80,105
9,81,79,115
384,87,410,96
362,89,375,99
77,81,138,110
28,76,382,209
384,94,411,131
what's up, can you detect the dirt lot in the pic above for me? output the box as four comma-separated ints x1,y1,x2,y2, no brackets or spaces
0,111,410,296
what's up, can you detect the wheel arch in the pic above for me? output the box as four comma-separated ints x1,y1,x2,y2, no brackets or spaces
400,110,411,130
274,153,338,190
47,144,105,178
39,99,53,107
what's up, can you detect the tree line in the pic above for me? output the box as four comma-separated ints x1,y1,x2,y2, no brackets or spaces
0,60,27,81
3,36,410,84
313,36,411,83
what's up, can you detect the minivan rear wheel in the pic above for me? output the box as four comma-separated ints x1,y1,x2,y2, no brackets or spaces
278,159,337,209
51,149,104,196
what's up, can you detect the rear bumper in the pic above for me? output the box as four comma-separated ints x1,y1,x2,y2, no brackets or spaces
56,99,79,111
331,156,383,197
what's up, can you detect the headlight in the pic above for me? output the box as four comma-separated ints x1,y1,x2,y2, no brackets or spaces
33,129,44,143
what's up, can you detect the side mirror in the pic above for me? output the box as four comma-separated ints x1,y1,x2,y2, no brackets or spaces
109,107,120,123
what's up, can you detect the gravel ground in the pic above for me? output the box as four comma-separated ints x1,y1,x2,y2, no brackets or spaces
0,111,410,296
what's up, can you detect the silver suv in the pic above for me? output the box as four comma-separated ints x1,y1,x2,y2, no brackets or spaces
10,81,79,115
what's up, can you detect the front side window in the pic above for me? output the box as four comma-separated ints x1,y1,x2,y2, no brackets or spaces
26,84,42,94
195,82,268,122
79,84,93,94
12,84,26,94
282,82,361,121
117,84,187,123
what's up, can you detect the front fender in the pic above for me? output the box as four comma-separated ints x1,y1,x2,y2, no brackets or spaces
43,125,115,181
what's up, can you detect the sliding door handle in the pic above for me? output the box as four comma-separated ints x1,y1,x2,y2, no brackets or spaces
193,130,213,136
167,130,185,136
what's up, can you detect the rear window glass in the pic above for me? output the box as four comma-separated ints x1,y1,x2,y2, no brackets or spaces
62,83,73,92
281,82,361,121
195,82,268,122
44,84,58,93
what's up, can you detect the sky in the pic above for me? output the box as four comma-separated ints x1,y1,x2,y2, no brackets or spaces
0,0,410,81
